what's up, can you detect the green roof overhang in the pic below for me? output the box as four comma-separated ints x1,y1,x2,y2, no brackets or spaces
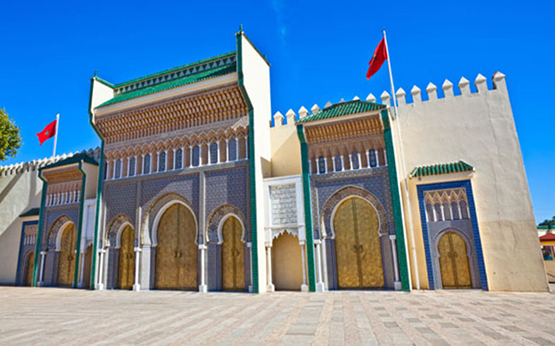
409,160,474,178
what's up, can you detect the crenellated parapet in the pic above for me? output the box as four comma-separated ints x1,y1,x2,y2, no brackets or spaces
0,148,100,177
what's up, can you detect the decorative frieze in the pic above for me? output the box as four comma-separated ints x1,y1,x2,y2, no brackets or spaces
270,184,298,226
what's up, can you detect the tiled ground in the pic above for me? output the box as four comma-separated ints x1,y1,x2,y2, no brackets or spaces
1,287,554,345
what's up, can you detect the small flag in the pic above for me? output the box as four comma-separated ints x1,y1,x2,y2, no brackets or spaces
36,119,57,146
366,38,388,80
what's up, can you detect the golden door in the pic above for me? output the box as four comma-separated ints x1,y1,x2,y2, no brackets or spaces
57,224,77,287
221,217,245,291
334,198,384,289
25,252,35,286
118,226,135,290
155,204,197,290
438,231,472,289
83,245,93,288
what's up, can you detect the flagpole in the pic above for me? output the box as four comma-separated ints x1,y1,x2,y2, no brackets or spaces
52,113,59,158
382,30,420,290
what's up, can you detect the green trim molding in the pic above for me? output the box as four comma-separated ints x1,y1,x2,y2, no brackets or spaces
73,162,87,288
381,109,411,292
88,76,106,290
32,176,48,287
236,28,260,293
296,124,317,292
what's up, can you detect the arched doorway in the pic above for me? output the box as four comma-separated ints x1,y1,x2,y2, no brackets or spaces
438,231,472,289
57,224,77,287
118,226,135,289
272,232,303,291
24,252,35,286
155,203,197,290
333,197,384,289
221,216,245,291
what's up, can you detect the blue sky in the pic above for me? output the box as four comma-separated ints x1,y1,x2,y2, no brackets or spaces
1,0,553,222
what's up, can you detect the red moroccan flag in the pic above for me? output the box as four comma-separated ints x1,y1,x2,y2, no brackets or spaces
366,38,388,80
36,119,57,146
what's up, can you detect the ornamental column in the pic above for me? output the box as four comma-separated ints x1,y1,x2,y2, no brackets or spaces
38,251,46,287
300,242,308,292
390,235,402,291
247,242,253,293
315,240,325,292
133,247,142,291
96,249,106,290
266,245,275,292
78,250,86,288
199,244,208,293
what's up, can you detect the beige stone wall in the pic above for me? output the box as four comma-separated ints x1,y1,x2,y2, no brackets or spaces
0,166,42,284
388,73,548,292
269,111,301,177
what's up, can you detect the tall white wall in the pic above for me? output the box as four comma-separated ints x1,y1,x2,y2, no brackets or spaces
239,32,272,292
390,73,547,291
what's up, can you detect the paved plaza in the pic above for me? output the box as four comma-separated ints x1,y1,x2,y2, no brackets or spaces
1,287,555,345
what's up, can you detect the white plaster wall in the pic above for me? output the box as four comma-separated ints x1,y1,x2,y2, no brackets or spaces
392,74,548,291
0,168,42,284
89,79,114,114
240,33,272,292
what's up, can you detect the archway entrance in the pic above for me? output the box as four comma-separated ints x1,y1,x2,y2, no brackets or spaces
334,197,384,289
221,216,245,291
118,226,135,289
272,232,303,291
438,231,472,289
155,203,197,290
57,224,77,287
25,252,35,286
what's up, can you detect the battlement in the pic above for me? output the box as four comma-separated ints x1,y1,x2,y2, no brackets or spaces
0,148,100,177
270,72,507,128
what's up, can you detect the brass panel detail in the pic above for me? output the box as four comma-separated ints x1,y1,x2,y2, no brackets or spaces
438,232,473,289
155,204,197,290
221,217,245,291
57,224,76,287
83,245,93,288
25,253,35,286
118,226,135,290
334,198,384,289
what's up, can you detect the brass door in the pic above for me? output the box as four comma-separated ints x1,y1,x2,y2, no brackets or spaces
438,231,473,289
155,204,197,290
221,217,245,291
25,252,35,286
57,224,77,287
118,226,135,290
83,245,93,288
334,198,384,289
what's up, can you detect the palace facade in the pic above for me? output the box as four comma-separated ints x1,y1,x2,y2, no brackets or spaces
0,30,548,292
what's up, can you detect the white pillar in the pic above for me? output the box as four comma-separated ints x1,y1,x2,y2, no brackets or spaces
78,251,86,288
199,244,208,293
247,242,253,293
383,148,388,166
38,251,46,286
315,240,325,292
266,245,275,292
348,154,353,170
225,139,229,162
376,150,381,166
133,247,141,291
96,249,105,290
300,243,308,292
390,235,402,291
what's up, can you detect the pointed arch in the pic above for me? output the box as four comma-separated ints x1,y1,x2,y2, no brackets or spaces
206,204,247,244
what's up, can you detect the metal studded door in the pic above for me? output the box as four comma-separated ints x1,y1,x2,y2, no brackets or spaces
438,231,472,289
25,252,35,286
57,224,76,287
118,226,135,290
334,198,384,289
155,204,197,290
221,217,245,291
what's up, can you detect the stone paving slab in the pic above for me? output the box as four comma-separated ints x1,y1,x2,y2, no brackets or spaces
1,287,554,345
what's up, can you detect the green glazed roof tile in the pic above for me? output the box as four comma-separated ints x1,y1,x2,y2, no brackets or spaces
97,64,236,108
296,100,386,124
40,153,98,171
409,160,474,178
19,208,40,218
